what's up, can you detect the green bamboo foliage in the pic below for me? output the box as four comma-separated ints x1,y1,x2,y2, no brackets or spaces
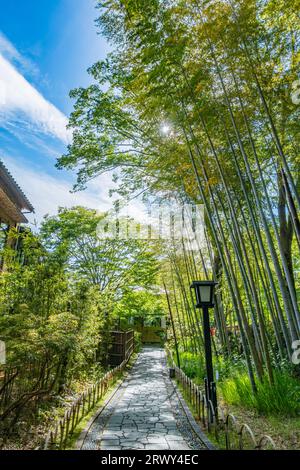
59,0,300,387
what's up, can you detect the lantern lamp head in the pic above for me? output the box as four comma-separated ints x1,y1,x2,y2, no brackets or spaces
190,280,217,308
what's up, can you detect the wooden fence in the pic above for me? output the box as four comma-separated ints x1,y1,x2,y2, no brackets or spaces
168,354,276,450
135,325,165,344
43,354,132,450
108,330,134,366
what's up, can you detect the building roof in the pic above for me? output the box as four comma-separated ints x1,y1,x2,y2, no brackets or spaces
0,160,34,224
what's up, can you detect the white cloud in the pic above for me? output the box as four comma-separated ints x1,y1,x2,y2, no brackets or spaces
0,35,147,228
2,156,114,226
0,32,23,62
0,31,38,75
0,33,71,144
1,154,156,231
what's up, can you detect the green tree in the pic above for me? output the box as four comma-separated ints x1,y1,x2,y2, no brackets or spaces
56,0,300,389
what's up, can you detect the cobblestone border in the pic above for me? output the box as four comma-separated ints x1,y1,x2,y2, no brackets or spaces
77,361,136,450
162,358,215,450
165,373,215,450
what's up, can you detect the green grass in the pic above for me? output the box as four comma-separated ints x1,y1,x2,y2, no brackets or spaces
173,348,300,416
220,370,300,416
178,351,206,383
170,347,300,448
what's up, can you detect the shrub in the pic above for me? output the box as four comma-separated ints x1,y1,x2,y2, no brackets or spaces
178,351,206,383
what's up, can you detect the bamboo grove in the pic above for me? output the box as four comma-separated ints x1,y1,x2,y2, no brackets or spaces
57,0,300,393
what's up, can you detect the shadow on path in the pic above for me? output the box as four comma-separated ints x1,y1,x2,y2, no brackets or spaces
81,346,208,451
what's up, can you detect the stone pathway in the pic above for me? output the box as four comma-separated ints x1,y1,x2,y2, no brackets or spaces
81,346,208,451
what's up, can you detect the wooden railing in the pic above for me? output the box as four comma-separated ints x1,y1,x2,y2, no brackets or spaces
107,330,134,366
168,353,276,450
43,354,132,450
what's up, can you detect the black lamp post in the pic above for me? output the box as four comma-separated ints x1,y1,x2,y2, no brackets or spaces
190,280,218,414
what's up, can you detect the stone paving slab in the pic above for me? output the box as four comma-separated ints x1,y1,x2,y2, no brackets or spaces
81,346,208,451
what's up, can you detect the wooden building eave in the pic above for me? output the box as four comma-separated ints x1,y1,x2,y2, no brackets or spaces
0,161,34,213
0,186,28,224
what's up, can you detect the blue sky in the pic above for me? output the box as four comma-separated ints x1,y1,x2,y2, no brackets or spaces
0,0,118,226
